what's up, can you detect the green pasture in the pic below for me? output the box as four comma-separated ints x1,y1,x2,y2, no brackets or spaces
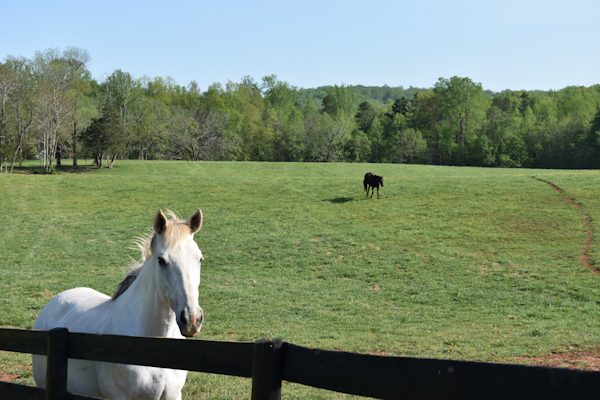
1,161,599,399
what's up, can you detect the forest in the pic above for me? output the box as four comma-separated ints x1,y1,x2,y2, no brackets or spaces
1,47,600,173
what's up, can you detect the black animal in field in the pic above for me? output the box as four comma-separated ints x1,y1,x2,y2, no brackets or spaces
363,173,384,199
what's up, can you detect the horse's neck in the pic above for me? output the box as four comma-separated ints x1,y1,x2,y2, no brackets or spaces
111,261,180,338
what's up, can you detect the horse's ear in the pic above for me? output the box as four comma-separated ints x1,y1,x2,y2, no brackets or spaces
154,209,167,235
188,209,203,234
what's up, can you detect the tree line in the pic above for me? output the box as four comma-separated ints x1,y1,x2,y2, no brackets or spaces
1,47,599,173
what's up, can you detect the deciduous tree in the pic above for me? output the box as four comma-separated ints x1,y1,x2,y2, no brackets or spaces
31,47,90,172
322,84,355,118
80,103,126,168
434,76,488,165
169,106,229,161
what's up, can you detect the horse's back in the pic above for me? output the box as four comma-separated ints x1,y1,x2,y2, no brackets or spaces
364,173,382,187
33,287,110,331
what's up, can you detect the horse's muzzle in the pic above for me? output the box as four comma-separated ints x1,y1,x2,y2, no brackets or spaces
179,307,203,337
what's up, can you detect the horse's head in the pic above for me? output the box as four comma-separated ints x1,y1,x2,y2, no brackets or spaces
380,176,384,186
152,209,204,337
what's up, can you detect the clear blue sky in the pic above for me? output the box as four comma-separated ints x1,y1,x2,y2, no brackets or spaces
2,0,598,93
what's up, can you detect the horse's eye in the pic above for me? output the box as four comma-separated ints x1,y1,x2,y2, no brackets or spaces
158,257,167,267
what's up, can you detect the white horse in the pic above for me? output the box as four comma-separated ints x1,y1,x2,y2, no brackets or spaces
33,209,205,400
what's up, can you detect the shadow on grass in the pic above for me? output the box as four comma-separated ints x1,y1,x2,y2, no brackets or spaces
7,165,97,175
324,197,354,204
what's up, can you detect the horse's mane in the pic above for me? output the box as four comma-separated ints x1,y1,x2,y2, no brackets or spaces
111,210,190,301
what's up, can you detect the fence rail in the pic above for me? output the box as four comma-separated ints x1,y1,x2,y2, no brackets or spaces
1,327,600,399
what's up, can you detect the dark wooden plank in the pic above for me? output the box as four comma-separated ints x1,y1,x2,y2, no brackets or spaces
66,391,107,400
0,328,47,355
0,382,103,400
282,343,600,400
67,333,254,377
0,381,45,400
251,339,283,400
46,328,69,400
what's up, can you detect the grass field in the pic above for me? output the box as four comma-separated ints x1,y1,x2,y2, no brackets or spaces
1,160,600,399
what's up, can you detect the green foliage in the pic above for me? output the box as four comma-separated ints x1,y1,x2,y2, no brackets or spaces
476,105,529,167
354,101,378,133
296,85,430,109
80,103,126,167
102,69,142,120
346,84,428,106
367,116,384,163
588,107,600,169
386,117,427,164
256,75,305,161
322,84,356,118
434,76,489,165
4,46,600,169
388,96,413,118
344,128,371,162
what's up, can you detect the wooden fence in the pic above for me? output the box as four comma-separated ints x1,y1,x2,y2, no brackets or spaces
1,327,600,400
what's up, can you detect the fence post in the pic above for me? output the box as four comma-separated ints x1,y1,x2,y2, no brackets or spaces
46,327,68,400
251,338,283,400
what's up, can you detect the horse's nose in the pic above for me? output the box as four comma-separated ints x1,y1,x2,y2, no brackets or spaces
196,309,204,331
180,309,189,326
179,307,203,337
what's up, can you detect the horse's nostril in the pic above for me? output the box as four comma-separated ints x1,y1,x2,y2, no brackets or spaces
180,310,188,325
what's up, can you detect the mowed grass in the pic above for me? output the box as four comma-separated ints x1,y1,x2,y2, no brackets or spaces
1,160,600,399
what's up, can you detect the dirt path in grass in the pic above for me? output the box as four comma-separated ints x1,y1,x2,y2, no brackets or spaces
0,350,31,383
533,177,597,274
512,178,600,371
509,346,600,371
0,370,20,382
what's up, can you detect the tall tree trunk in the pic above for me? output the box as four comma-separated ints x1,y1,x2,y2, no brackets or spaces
459,117,466,166
9,145,19,173
56,144,62,167
9,122,29,174
72,121,78,169
108,153,117,169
